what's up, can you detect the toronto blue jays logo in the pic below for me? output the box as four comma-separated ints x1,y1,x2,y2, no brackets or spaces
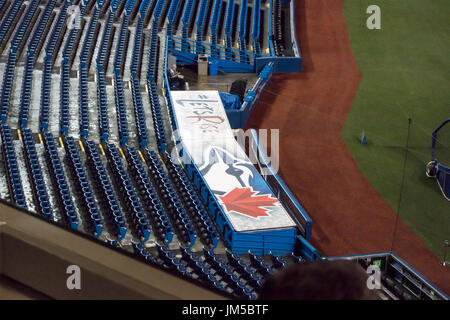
199,146,279,219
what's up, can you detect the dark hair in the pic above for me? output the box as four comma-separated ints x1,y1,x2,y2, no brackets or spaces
258,260,377,300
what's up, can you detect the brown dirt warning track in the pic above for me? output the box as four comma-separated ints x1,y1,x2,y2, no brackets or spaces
246,0,450,294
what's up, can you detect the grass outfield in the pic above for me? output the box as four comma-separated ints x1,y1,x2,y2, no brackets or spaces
342,0,449,258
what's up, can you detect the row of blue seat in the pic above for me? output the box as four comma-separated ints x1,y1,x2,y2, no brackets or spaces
77,4,99,140
64,136,104,237
271,253,289,269
248,251,273,276
46,0,71,58
166,0,181,36
113,14,128,74
124,0,137,16
209,0,223,58
105,143,151,243
0,0,6,12
126,146,174,244
180,246,212,280
130,17,144,78
225,249,263,290
130,77,149,149
147,81,168,153
181,247,257,299
0,50,16,123
155,243,189,275
238,0,250,63
19,0,58,129
41,1,72,132
64,1,90,140
153,0,166,19
29,0,57,55
238,0,248,49
96,10,114,70
139,0,152,17
84,140,127,241
147,20,159,82
224,0,235,50
202,248,258,299
21,129,53,219
181,0,194,50
62,27,78,64
60,62,71,135
96,70,110,143
195,0,209,53
272,0,285,56
18,53,34,128
80,5,99,67
113,74,129,146
0,125,27,209
42,132,79,229
251,0,261,55
10,0,40,50
144,149,197,247
132,242,158,265
39,59,52,132
164,152,219,249
79,66,89,139
0,0,24,47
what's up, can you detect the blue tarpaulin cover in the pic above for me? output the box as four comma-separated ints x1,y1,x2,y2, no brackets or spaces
219,92,241,110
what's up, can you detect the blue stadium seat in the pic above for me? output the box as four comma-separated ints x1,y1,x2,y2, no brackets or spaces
164,152,219,249
80,5,99,67
29,0,57,55
126,147,174,244
85,140,127,241
248,251,274,276
60,62,71,136
130,78,149,149
113,14,128,73
45,0,71,57
147,81,168,153
21,129,53,220
0,0,25,48
39,59,52,132
18,54,34,128
79,67,90,139
64,137,104,237
42,132,79,230
156,243,188,274
270,253,288,269
96,70,110,143
96,10,114,69
0,50,16,123
144,149,197,247
105,143,151,243
113,74,129,146
0,125,27,209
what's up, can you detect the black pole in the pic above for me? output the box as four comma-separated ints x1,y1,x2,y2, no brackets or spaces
390,118,412,252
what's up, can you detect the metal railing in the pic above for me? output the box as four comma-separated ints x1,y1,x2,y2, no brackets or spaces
168,35,266,65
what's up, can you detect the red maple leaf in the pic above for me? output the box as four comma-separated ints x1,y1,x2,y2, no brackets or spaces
219,187,279,218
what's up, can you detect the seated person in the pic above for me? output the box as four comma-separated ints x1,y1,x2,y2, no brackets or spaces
167,64,187,90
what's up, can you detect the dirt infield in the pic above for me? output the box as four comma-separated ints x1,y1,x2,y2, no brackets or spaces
246,0,449,294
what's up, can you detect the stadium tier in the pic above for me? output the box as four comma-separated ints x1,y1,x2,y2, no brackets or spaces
0,0,446,300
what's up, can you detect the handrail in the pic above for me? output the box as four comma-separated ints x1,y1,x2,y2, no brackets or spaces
248,129,313,240
431,118,450,161
169,35,266,65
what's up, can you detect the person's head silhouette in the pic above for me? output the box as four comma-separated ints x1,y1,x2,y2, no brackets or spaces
258,260,378,300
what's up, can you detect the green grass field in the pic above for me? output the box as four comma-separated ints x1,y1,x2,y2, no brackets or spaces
342,0,449,258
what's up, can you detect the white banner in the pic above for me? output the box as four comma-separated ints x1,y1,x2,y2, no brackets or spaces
171,91,296,232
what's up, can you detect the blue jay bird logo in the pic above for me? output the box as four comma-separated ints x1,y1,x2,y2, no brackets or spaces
199,146,279,219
